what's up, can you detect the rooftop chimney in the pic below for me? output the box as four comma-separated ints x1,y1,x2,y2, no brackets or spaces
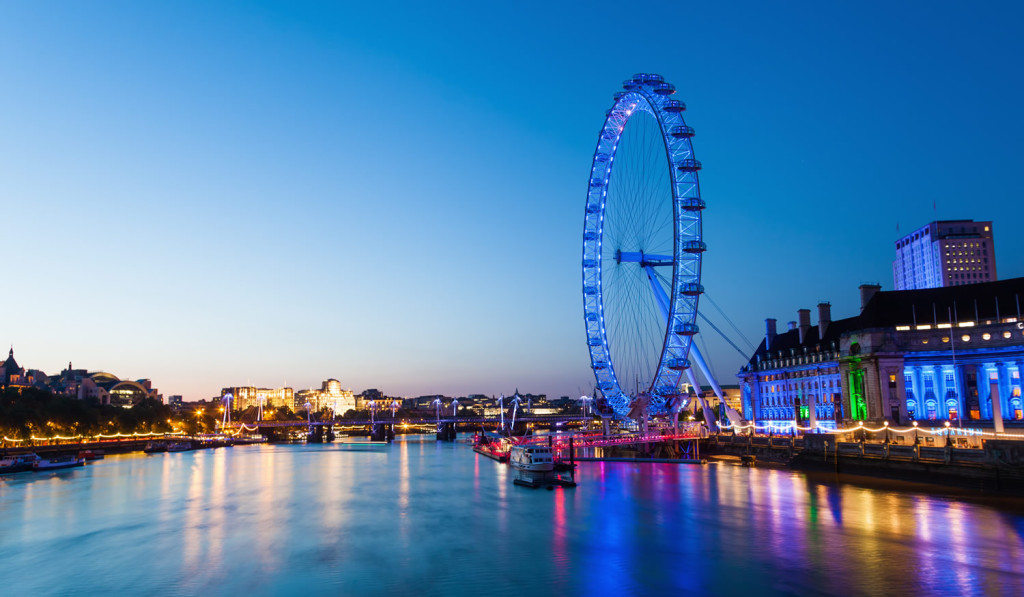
765,318,777,351
859,284,882,311
787,321,797,331
797,309,811,343
818,302,831,339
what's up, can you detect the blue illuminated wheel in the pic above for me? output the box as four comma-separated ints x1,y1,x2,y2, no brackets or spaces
582,73,704,417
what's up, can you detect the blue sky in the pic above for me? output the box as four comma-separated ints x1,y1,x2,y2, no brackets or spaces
1,1,1022,401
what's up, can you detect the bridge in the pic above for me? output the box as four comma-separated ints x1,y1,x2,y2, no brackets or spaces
225,414,595,429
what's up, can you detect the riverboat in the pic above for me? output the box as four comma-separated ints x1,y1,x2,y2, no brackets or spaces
143,442,168,453
77,449,104,461
33,455,85,471
509,445,554,472
0,453,39,474
166,442,193,452
472,433,512,462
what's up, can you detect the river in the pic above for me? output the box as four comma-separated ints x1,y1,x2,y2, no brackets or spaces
2,436,1023,596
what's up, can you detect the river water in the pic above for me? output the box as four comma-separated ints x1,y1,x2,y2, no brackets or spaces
2,436,1023,596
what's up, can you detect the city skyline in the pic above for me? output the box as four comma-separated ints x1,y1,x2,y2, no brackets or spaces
2,2,1023,401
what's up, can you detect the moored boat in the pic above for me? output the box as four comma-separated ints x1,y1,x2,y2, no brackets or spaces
166,441,193,452
77,449,104,461
472,433,512,462
509,445,554,472
32,455,85,471
143,442,168,453
0,453,39,474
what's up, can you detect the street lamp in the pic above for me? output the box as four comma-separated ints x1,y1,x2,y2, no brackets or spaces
944,420,952,447
912,420,919,445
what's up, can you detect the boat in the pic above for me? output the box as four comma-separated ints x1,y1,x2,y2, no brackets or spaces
510,445,555,472
77,449,104,461
166,441,193,452
32,455,85,471
509,445,576,489
0,453,39,474
472,433,512,462
143,442,168,453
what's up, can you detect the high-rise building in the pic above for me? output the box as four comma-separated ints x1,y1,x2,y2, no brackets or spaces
893,220,996,290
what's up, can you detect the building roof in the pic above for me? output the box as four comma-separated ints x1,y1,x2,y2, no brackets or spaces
859,277,1024,328
2,347,21,375
747,277,1024,366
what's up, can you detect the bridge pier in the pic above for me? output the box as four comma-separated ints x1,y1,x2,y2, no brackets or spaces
370,423,394,442
307,425,325,444
436,422,456,441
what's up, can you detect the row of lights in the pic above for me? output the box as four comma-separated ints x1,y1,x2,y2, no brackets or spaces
2,430,186,443
722,420,993,437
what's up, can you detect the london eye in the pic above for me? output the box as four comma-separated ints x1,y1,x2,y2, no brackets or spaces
582,73,707,417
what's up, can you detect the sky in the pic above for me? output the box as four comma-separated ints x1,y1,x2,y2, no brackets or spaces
1,1,1022,401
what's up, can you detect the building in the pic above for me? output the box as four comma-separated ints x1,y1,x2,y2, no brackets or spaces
75,372,162,406
691,384,744,417
220,386,295,410
893,219,996,290
296,379,356,414
1,348,31,389
738,278,1024,431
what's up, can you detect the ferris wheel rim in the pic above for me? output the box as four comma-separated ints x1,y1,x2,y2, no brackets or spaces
581,73,704,416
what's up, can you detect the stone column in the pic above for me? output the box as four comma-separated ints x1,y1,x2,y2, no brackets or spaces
998,361,1012,420
953,364,967,421
992,363,1005,434
808,371,819,429
933,365,946,419
1014,361,1024,419
912,366,924,419
977,364,991,420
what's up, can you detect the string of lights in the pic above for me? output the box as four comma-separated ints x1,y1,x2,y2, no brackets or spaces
717,420,1024,438
2,430,187,443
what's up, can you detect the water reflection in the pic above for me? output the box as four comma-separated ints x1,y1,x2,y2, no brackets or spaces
2,439,1024,596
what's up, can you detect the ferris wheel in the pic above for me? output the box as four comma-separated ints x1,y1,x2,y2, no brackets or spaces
582,73,708,417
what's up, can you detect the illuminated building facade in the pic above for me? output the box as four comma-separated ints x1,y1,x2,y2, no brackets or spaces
693,384,745,417
220,386,295,410
893,219,996,290
296,379,356,414
739,278,1024,429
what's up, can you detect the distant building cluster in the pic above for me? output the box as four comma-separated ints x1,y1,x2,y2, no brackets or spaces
740,217,1022,431
1,348,162,407
219,379,356,414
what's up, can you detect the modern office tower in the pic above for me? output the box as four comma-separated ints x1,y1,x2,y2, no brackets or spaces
893,220,996,290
